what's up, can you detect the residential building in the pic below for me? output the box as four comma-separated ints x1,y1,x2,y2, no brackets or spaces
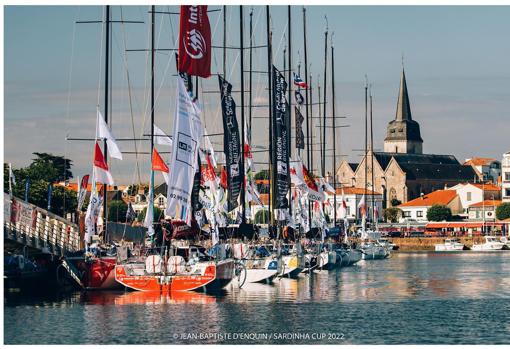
468,199,503,221
463,157,501,183
398,189,462,222
503,151,510,202
325,187,383,223
450,182,501,215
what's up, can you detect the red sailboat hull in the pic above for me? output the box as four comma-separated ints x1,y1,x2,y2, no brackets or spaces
67,256,122,290
114,259,234,293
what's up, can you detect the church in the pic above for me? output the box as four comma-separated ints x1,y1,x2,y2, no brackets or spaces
336,67,477,208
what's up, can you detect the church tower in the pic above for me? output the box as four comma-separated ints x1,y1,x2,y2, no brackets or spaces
384,68,423,154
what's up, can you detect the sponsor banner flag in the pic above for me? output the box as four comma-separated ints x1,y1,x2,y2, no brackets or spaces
295,106,305,149
178,6,211,78
271,66,290,209
166,77,204,225
77,174,90,211
97,109,123,160
219,75,242,211
24,178,31,202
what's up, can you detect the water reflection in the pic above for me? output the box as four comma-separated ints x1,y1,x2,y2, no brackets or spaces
6,252,510,308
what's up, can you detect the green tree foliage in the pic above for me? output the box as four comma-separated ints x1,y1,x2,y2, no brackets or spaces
4,153,76,217
390,198,402,207
254,210,269,224
383,207,402,223
254,170,269,180
108,200,128,222
137,206,163,223
496,203,510,221
426,204,452,222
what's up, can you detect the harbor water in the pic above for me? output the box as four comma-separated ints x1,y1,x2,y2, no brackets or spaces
4,251,510,344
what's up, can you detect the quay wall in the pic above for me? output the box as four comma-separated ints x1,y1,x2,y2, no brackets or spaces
390,236,487,251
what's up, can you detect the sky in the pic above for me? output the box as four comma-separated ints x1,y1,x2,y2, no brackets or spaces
4,5,510,184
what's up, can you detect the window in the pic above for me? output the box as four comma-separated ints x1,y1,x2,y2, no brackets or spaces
466,192,471,201
158,197,165,206
505,172,510,181
346,207,350,216
505,189,510,197
476,210,480,219
417,211,423,217
404,211,411,217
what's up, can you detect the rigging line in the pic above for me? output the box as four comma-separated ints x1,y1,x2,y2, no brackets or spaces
120,6,142,184
96,6,106,107
63,6,80,217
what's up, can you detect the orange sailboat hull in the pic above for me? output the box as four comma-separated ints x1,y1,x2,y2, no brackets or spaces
114,259,234,294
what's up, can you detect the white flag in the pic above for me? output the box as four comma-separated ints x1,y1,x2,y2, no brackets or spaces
144,176,155,236
166,78,204,225
97,108,123,160
9,163,16,186
154,124,173,147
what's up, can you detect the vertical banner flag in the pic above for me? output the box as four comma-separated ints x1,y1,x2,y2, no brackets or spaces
77,175,90,211
295,106,305,149
219,75,242,211
97,109,123,160
85,188,102,241
178,6,211,78
144,175,155,236
272,66,290,209
24,178,31,202
166,77,204,225
47,184,53,211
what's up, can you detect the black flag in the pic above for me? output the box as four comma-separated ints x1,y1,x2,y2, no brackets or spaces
295,107,305,149
271,66,290,209
294,90,304,105
219,75,242,211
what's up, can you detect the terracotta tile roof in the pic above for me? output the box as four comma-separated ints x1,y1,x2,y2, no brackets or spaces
470,183,501,191
56,182,127,193
469,200,503,208
464,157,497,166
399,189,457,207
335,187,381,196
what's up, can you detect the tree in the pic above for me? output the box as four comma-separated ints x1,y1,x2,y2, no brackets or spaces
427,204,452,222
254,170,269,180
4,154,76,217
496,203,510,221
254,210,269,224
108,200,128,222
391,198,402,207
137,206,163,223
29,153,73,182
383,207,402,223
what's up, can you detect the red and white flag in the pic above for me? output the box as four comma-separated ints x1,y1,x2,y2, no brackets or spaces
152,148,170,185
93,142,114,185
178,5,211,78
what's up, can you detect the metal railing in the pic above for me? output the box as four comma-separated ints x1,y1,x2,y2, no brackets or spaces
3,193,81,255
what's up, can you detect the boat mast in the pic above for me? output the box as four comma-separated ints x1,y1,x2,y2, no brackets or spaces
303,7,310,171
287,5,293,221
249,8,253,133
240,5,246,224
149,5,155,235
331,39,337,227
266,5,273,226
364,78,368,230
102,5,110,233
322,19,328,178
223,6,227,76
370,89,375,227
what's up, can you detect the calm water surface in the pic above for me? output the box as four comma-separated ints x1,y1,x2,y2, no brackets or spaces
4,252,510,344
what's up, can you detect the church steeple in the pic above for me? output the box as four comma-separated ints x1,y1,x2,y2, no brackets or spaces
384,66,423,154
395,69,412,121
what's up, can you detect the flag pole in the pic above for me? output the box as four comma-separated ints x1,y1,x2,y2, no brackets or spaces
102,5,110,239
239,5,246,224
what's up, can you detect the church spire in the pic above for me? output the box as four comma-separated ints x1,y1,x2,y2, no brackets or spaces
395,68,412,121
